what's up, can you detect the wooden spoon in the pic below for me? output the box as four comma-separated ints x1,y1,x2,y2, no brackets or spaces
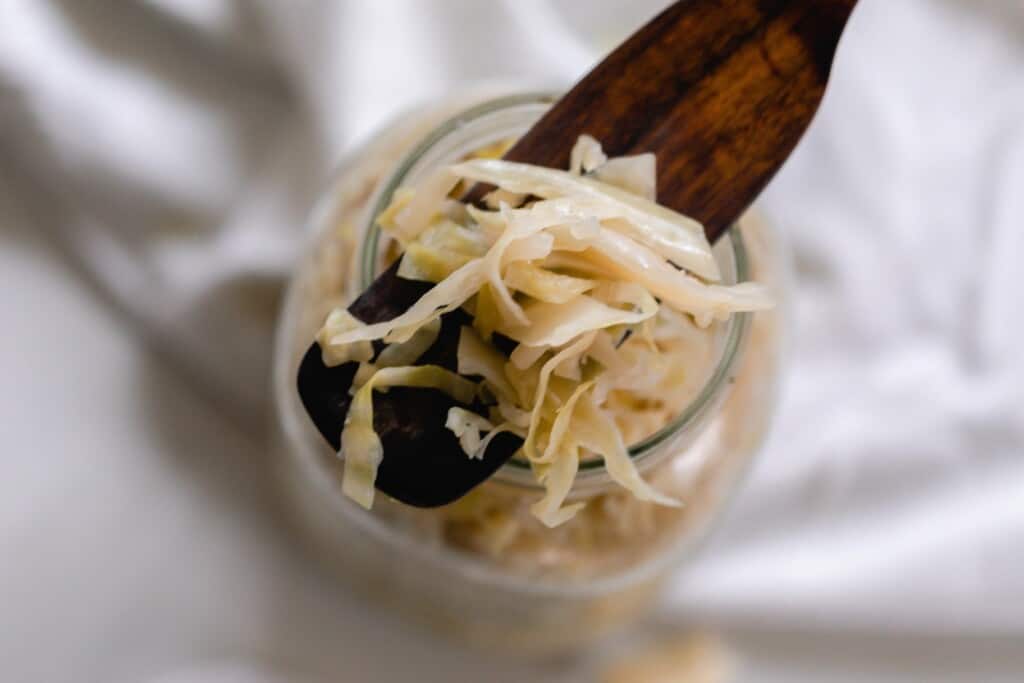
298,0,858,507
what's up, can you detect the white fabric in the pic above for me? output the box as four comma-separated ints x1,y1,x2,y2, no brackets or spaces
1,1,1022,680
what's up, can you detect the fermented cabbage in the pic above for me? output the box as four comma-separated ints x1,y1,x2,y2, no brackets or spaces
318,135,773,523
341,366,477,508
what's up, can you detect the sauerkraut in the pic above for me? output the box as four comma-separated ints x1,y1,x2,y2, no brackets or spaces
318,136,773,526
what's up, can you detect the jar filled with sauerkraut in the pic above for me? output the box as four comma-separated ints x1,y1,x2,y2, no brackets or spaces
272,90,788,652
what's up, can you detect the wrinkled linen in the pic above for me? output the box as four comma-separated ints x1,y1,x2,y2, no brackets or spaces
1,1,1023,681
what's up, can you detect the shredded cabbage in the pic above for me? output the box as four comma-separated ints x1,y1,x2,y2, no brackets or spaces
396,243,468,283
539,380,594,464
483,188,526,210
553,351,584,381
375,317,441,367
575,135,656,200
330,259,488,345
318,309,374,366
522,332,597,461
498,287,658,348
397,219,489,282
481,202,564,327
503,261,595,304
351,319,442,393
317,133,775,526
510,343,547,370
592,153,657,201
472,283,502,342
554,224,772,317
445,407,494,459
390,169,460,243
529,444,586,528
448,158,721,281
476,422,522,455
496,400,531,429
570,134,608,175
574,393,680,507
457,326,515,402
341,366,478,508
376,187,415,236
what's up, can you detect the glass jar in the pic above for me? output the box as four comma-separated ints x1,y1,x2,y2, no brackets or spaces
271,89,788,653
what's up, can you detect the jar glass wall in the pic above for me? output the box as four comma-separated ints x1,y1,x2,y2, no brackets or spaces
271,89,788,652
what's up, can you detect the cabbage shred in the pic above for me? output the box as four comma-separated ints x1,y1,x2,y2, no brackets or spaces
319,136,773,525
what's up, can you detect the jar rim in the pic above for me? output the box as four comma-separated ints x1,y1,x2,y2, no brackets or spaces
357,92,751,490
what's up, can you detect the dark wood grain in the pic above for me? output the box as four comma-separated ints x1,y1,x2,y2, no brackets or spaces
298,0,858,507
496,0,856,242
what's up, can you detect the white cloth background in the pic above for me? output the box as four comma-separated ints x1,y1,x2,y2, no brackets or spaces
1,1,1022,681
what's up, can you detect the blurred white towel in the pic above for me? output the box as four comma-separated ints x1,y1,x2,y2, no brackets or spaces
1,1,1023,681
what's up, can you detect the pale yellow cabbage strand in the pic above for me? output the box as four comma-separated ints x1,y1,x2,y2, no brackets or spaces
530,444,586,528
448,158,720,281
574,394,680,508
330,258,487,346
522,332,597,461
538,380,595,465
318,309,374,366
554,224,773,318
341,366,477,508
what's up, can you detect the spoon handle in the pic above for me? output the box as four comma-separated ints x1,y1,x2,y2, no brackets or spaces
501,0,858,242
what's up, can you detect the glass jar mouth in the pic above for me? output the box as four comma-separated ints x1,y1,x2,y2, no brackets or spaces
357,92,751,490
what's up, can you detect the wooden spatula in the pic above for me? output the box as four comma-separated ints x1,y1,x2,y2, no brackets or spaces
298,0,858,507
